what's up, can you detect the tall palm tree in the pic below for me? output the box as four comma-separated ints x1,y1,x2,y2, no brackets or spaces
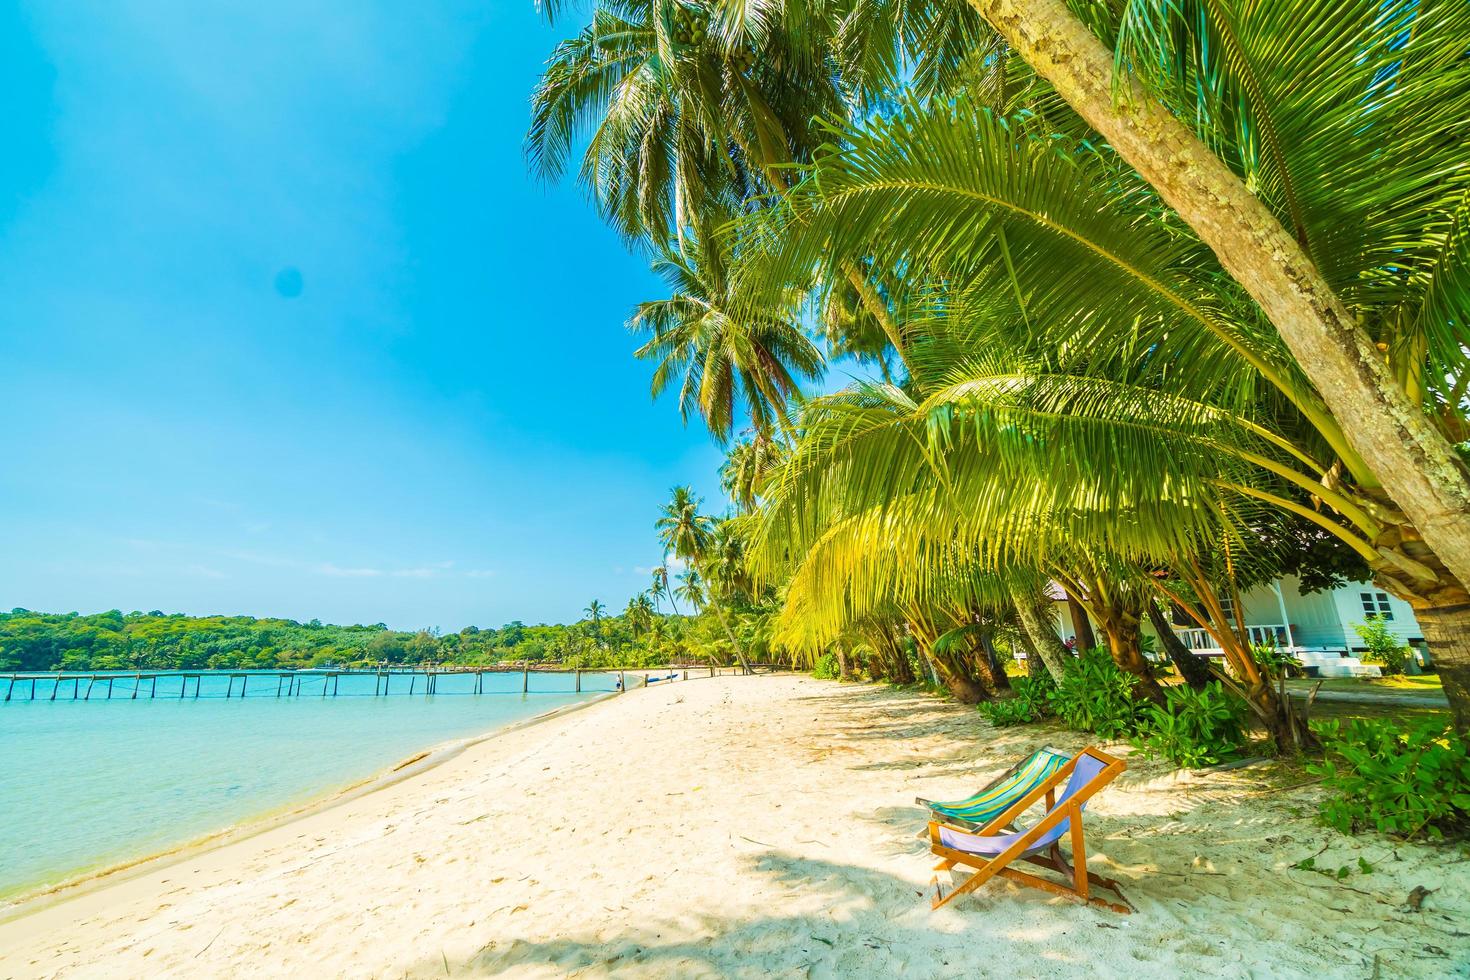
674,567,706,612
583,599,606,647
528,0,909,367
630,217,823,442
624,593,655,637
655,485,714,562
650,565,676,615
798,0,1470,728
528,0,841,248
655,486,754,672
953,0,1470,616
719,434,785,513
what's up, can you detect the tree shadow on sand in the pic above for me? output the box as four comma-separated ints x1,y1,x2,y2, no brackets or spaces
392,828,1458,979
399,850,1096,979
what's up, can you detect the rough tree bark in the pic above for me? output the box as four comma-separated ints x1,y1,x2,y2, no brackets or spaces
835,643,854,681
1146,600,1213,691
1099,612,1167,707
909,617,994,703
1418,604,1470,734
969,0,1470,732
1011,588,1069,681
1063,590,1097,651
979,632,1013,692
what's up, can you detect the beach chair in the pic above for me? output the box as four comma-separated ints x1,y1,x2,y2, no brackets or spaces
928,746,1132,914
915,746,1070,830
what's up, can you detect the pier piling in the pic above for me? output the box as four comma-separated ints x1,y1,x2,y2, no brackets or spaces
2,664,737,704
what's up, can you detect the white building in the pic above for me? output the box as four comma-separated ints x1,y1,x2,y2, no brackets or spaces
1170,575,1423,656
1049,576,1427,678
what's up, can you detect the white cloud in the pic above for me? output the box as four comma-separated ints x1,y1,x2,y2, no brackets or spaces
315,562,383,578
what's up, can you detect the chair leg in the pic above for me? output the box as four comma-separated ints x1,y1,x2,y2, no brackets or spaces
930,864,992,910
1068,805,1089,901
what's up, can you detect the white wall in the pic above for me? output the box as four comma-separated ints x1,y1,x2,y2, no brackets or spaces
1276,576,1352,649
1330,583,1423,650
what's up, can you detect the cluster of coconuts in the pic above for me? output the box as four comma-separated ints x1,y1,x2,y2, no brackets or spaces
728,45,757,73
670,5,757,72
670,5,710,47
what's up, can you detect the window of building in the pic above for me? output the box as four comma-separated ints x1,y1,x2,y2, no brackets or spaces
1359,591,1394,621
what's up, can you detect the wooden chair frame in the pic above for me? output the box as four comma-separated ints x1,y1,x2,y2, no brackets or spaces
928,746,1132,914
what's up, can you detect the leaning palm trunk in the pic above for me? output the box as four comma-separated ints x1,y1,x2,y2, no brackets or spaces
967,0,1470,733
859,622,915,684
709,599,753,675
908,614,993,703
1157,567,1317,752
1009,588,1069,682
1062,589,1097,652
760,163,910,369
835,643,854,681
1056,570,1166,706
1146,600,1212,692
978,631,1012,693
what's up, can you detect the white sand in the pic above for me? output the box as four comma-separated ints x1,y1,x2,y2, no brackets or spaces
1,675,1465,979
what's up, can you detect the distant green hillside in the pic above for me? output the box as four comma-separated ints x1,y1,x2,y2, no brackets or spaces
0,608,704,672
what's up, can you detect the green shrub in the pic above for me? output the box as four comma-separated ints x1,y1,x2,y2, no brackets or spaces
1134,682,1248,768
979,672,1055,726
1352,616,1407,675
1250,642,1300,679
1046,648,1145,739
1309,719,1470,839
812,651,840,680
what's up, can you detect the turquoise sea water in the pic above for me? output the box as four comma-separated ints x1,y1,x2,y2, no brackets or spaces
0,670,622,903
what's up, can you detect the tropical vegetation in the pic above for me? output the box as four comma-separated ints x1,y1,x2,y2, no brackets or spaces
529,0,1470,751
0,607,733,673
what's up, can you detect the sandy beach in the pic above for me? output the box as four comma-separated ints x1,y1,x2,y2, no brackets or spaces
1,674,1465,979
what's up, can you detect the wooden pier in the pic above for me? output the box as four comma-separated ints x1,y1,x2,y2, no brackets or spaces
0,665,759,703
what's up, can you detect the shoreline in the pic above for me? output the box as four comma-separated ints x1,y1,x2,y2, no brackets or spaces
0,688,621,924
2,675,1463,978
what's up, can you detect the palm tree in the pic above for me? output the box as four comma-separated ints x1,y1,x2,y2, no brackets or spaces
631,218,823,442
674,568,706,613
528,0,909,367
954,0,1470,617
655,486,714,562
773,0,1470,728
655,487,755,673
650,565,676,615
583,599,606,647
740,91,1470,732
624,593,655,638
745,332,1329,743
533,0,1470,729
720,435,785,514
528,0,841,248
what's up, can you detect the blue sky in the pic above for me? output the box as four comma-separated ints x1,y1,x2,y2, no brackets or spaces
0,1,732,630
